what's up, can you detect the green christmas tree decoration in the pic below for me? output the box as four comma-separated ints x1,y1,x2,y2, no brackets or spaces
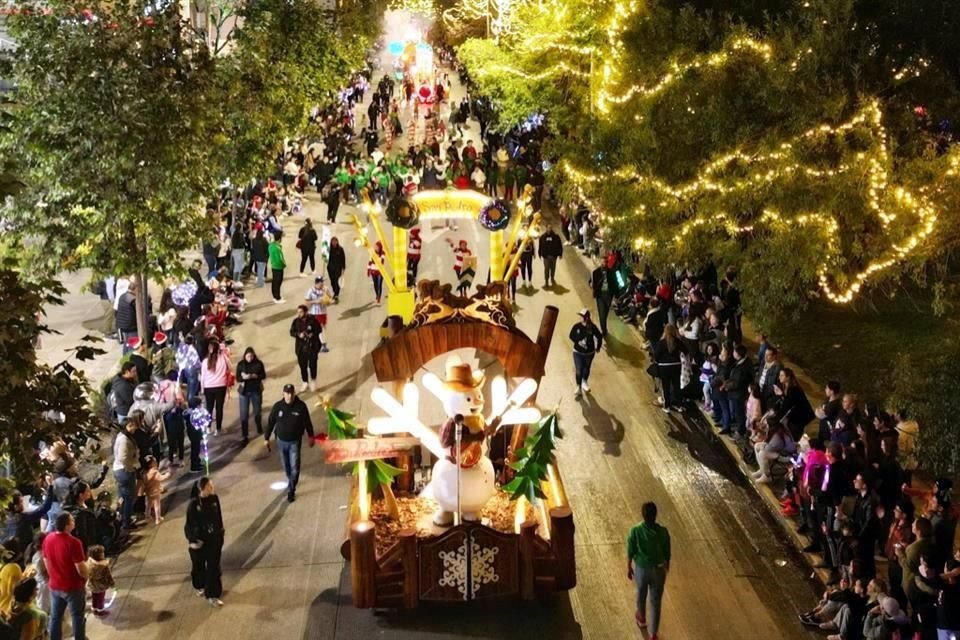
503,413,562,503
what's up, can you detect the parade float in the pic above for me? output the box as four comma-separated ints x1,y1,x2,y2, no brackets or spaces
323,188,575,607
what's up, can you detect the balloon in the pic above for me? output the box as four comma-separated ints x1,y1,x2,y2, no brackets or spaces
388,41,404,56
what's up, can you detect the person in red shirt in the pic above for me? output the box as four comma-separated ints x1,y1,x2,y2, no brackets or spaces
42,512,88,640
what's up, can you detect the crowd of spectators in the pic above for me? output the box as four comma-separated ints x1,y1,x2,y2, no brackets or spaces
604,257,959,640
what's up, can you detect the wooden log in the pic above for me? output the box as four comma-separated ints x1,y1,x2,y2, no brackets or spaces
400,529,419,609
392,380,415,492
534,305,560,375
519,520,537,601
350,521,378,608
340,476,360,560
550,506,576,590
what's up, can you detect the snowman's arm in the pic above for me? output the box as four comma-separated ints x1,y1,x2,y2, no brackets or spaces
369,387,445,458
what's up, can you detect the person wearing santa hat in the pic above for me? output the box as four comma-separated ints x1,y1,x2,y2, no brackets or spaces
151,331,177,383
127,337,153,384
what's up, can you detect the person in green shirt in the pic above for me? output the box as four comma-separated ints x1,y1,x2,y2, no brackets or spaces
268,231,286,304
627,501,671,639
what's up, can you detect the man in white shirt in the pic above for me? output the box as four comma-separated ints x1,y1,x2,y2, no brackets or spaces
303,276,331,353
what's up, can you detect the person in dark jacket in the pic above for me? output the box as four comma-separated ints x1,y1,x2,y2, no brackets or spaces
290,306,322,393
327,237,346,302
297,219,318,276
772,368,816,441
116,286,139,351
265,384,316,502
917,552,960,638
4,488,54,555
643,298,668,347
250,230,269,288
654,325,687,413
538,225,563,287
185,477,225,607
110,361,139,423
719,345,753,436
235,347,267,445
590,256,623,336
569,309,603,399
323,185,341,224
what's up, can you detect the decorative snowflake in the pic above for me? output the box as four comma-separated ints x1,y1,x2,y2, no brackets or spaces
437,537,501,600
438,542,469,600
470,539,500,597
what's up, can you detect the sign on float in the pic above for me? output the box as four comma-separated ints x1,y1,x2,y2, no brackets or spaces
320,436,421,464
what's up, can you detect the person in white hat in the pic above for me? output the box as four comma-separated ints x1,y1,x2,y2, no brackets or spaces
569,308,603,398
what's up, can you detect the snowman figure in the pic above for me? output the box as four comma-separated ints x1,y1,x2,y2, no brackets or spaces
368,356,542,528
429,361,496,526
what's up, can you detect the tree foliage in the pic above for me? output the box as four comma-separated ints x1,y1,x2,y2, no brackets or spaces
457,0,960,324
503,412,562,502
1,0,225,299
0,263,104,509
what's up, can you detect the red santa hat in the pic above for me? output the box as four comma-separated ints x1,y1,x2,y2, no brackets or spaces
126,336,142,349
153,331,167,346
410,228,421,236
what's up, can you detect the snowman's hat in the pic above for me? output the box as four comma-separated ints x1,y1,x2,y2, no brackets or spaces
444,362,484,392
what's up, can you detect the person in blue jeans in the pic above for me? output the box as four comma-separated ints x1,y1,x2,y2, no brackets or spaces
627,502,671,640
42,512,88,640
265,384,315,503
112,415,143,531
236,347,267,446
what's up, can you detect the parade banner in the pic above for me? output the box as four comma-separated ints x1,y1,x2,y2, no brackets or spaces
320,436,420,464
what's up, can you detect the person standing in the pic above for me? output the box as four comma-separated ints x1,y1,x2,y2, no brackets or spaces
654,325,686,413
297,219,318,277
303,277,331,353
200,339,231,435
110,361,139,424
268,230,286,304
185,477,225,607
538,225,563,287
250,230,269,288
230,224,247,283
265,384,316,503
327,237,346,303
290,306,322,392
116,283,139,351
323,184,341,224
569,309,603,399
42,512,88,640
627,502,671,640
236,347,266,446
111,415,141,532
590,256,621,336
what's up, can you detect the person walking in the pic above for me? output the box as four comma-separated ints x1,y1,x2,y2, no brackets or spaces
654,325,686,413
407,228,422,287
42,512,88,640
290,305,322,392
519,240,535,288
185,477,225,607
236,347,266,446
268,230,286,304
265,384,316,503
200,338,231,435
327,237,346,303
323,184,341,224
590,255,622,336
303,277,331,353
538,225,563,287
569,309,603,399
297,219,318,277
627,502,671,640
368,242,386,305
250,230,269,288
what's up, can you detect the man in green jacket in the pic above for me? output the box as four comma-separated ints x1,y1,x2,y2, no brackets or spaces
268,230,287,304
627,502,671,640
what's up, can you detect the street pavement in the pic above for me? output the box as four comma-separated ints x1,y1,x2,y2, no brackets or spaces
36,61,822,640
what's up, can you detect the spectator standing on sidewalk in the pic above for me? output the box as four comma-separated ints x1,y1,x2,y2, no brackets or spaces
268,230,286,304
42,512,88,640
627,502,671,640
251,230,269,289
538,225,563,287
569,309,603,399
265,384,316,503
